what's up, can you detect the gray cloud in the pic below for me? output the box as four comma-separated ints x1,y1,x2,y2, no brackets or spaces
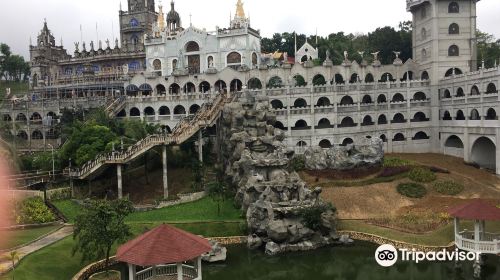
1,0,499,59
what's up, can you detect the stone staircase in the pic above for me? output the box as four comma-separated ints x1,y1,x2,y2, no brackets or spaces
105,96,127,117
69,92,230,180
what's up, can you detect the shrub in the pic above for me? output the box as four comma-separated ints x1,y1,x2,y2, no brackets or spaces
48,188,72,201
383,157,415,168
408,167,436,183
290,155,306,171
378,166,411,178
15,197,55,224
428,166,450,174
298,203,336,231
432,180,464,195
397,183,427,198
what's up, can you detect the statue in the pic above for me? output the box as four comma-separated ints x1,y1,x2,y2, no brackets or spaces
393,51,401,59
74,42,79,52
358,51,364,58
343,51,349,61
115,38,119,48
326,50,331,60
371,51,380,61
82,42,86,52
90,41,94,51
105,39,110,49
98,40,102,50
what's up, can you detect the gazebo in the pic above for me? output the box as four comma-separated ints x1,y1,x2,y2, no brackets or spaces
116,224,212,280
448,199,500,254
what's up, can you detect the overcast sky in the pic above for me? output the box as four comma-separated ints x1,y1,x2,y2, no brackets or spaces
1,0,499,59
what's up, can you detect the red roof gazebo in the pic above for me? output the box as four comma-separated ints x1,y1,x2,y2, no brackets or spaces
117,224,212,280
448,200,500,254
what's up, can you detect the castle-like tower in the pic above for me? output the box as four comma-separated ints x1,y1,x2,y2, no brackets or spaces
408,0,479,81
119,0,158,47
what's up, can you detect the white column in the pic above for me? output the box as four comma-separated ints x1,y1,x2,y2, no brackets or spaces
474,219,480,251
117,164,123,199
128,264,136,280
162,145,168,199
197,256,202,279
177,262,183,280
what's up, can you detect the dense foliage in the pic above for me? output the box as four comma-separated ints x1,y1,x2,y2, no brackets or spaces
397,183,427,198
408,167,436,183
477,30,500,69
15,197,55,224
298,203,336,231
432,180,464,196
0,43,30,82
383,157,415,168
290,155,306,171
73,199,134,268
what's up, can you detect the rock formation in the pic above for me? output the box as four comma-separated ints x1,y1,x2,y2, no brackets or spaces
303,138,383,170
219,92,337,255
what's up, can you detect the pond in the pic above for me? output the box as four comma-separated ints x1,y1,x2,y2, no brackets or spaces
204,242,500,280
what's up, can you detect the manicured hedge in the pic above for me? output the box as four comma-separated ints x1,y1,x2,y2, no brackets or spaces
397,183,427,198
432,180,464,195
408,167,436,183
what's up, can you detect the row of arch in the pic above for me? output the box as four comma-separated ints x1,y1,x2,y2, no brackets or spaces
444,134,496,171
13,129,59,140
271,92,427,109
3,111,57,123
279,112,430,130
126,79,243,95
442,83,497,98
442,108,497,121
297,131,431,148
123,104,201,117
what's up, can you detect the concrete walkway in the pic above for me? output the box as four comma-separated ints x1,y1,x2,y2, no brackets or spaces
0,225,74,274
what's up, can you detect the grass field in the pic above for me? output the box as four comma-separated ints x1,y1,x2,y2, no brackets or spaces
0,81,28,99
0,225,61,250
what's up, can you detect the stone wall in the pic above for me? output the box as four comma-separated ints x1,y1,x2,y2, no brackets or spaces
71,256,119,280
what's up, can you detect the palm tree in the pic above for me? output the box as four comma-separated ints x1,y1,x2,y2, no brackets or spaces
8,250,20,280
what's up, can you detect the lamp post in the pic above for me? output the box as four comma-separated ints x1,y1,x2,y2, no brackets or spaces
47,143,55,180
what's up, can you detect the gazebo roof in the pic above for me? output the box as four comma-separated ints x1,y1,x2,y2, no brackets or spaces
448,199,500,221
116,224,212,267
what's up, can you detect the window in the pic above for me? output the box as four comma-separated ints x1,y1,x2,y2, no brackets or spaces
448,2,459,13
130,18,139,27
449,23,459,35
227,52,242,64
185,41,200,52
448,45,459,56
153,59,161,71
422,49,427,61
128,61,140,71
421,28,427,40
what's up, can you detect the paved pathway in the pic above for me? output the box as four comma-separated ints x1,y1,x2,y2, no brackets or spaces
0,225,73,274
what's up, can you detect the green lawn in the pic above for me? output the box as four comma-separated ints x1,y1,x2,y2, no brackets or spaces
0,225,61,250
338,220,454,246
0,81,29,103
54,197,243,224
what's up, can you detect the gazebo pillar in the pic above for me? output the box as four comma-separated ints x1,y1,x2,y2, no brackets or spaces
177,262,183,280
474,219,480,251
197,256,202,279
128,264,136,280
454,217,460,241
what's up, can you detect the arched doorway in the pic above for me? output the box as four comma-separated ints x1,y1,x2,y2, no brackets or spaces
185,41,200,74
319,139,332,149
230,79,243,92
471,137,496,171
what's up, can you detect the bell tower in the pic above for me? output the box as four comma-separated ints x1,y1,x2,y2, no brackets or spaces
408,0,479,81
119,0,158,50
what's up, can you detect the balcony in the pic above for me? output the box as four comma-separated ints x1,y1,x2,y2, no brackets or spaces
455,231,500,254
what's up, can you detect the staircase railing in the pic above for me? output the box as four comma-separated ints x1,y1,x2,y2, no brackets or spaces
69,92,230,179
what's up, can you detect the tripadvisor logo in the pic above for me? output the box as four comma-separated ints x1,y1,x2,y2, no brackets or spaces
375,244,481,267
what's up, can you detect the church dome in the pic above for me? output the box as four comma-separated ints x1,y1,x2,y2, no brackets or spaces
166,1,181,27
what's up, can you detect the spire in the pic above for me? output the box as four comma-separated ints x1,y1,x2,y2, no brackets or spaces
235,0,245,19
158,3,165,31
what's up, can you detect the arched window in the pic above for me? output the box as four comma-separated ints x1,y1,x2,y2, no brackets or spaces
486,83,497,94
422,49,427,61
391,93,405,103
316,97,331,107
421,28,427,40
333,74,344,84
317,118,332,129
153,59,162,71
248,78,262,90
340,96,354,105
274,121,285,130
130,107,140,117
172,59,178,70
486,108,497,120
378,114,388,125
377,94,387,103
362,115,374,126
392,113,406,123
456,110,465,120
174,105,186,115
313,74,327,86
443,111,452,120
227,52,242,64
379,73,395,82
207,56,214,68
319,139,332,149
189,104,201,114
448,2,459,13
470,109,480,120
341,138,354,146
380,134,387,142
294,120,309,130
339,117,356,128
470,85,479,96
413,132,429,140
294,98,307,108
156,84,166,95
159,106,170,116
349,73,359,83
421,71,429,80
271,100,284,109
413,92,426,101
393,133,406,142
252,53,258,66
32,130,44,140
365,73,374,83
456,87,465,97
449,23,460,35
185,41,200,52
448,45,459,56
443,89,451,98
361,95,372,104
199,81,211,93
297,141,307,147
412,112,428,122
144,107,155,116
445,68,463,77
169,83,180,94
267,76,283,88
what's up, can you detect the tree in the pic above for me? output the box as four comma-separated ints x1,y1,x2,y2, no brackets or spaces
207,180,227,216
0,43,29,82
8,250,20,280
73,199,134,271
477,30,500,69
